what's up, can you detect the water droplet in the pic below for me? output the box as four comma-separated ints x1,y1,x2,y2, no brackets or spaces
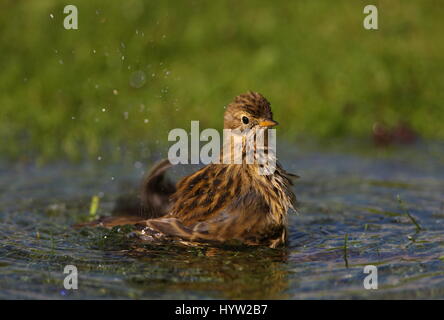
129,70,146,88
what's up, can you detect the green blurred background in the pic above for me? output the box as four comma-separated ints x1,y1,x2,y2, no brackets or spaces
1,0,443,161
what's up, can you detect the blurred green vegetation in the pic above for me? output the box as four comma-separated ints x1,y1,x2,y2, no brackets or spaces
0,0,443,161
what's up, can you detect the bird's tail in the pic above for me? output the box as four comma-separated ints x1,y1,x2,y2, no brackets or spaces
75,159,176,229
139,159,176,218
113,158,176,219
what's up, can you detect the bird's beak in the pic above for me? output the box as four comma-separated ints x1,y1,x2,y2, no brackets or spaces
259,119,279,127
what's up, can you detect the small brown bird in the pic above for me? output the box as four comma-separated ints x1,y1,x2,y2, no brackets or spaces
81,92,298,248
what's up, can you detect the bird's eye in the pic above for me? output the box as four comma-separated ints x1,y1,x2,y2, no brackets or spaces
242,116,249,124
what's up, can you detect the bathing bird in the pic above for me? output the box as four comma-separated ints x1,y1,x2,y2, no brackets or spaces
79,92,298,248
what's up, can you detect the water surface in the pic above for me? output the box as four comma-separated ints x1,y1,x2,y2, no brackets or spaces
1,142,443,299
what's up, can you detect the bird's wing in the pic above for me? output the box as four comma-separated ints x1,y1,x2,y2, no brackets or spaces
139,202,286,248
139,217,215,243
168,164,239,225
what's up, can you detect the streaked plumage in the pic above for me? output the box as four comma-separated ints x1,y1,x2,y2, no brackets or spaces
78,92,298,248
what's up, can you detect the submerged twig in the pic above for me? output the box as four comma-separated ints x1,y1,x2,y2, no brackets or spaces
89,195,100,221
397,194,423,233
343,233,349,268
406,213,422,233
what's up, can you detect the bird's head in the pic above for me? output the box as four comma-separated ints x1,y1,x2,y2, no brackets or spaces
223,91,278,131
